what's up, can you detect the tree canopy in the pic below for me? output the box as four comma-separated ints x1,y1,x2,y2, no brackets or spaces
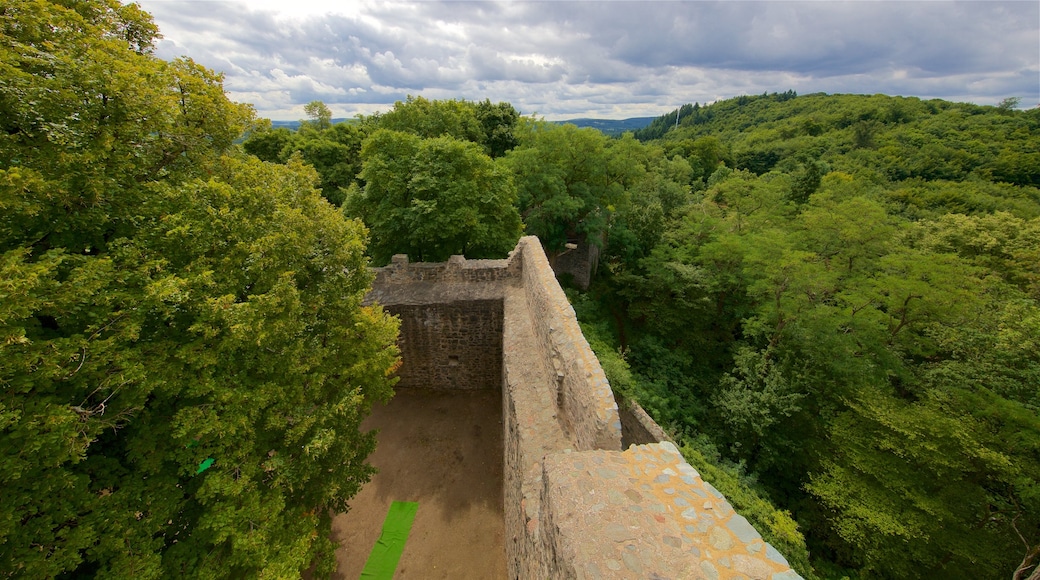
345,129,522,264
199,86,1040,579
583,93,1040,579
1,2,399,577
241,96,522,208
8,5,1037,576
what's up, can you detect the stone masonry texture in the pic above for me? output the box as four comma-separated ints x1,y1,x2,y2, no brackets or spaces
551,237,600,291
388,300,503,390
366,236,803,580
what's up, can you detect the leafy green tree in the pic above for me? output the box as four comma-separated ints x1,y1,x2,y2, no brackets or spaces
345,129,523,263
601,138,695,267
242,122,297,163
303,100,333,130
293,139,355,206
371,95,485,143
851,120,879,149
505,121,624,253
252,97,521,207
244,117,369,206
588,91,1040,579
788,159,827,204
370,95,521,158
1,3,399,577
808,386,1040,579
475,99,521,158
997,96,1022,112
918,212,1040,300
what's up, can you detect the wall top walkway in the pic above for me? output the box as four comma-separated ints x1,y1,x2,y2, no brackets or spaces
366,236,803,580
543,442,802,580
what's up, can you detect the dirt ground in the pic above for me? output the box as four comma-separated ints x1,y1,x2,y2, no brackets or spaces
329,388,506,579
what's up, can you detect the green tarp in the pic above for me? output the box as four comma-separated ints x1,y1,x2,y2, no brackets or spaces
360,501,419,580
195,458,214,474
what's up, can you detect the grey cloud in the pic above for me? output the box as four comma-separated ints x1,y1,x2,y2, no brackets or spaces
467,47,567,84
135,1,1038,120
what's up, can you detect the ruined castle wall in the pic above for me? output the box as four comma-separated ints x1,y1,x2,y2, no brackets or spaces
551,238,600,291
516,239,622,452
366,237,803,580
366,254,519,305
539,443,802,580
367,253,518,390
616,394,672,449
388,300,503,390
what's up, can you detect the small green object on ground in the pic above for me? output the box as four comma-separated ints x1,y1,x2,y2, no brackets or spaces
360,501,419,580
196,458,215,474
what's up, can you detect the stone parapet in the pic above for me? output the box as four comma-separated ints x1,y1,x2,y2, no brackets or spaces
371,252,519,288
364,236,802,580
539,443,802,580
616,395,672,449
515,238,622,452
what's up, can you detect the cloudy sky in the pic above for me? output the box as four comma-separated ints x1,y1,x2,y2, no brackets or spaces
132,1,1039,121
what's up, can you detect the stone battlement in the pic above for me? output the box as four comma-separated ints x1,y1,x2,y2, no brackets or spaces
367,236,803,580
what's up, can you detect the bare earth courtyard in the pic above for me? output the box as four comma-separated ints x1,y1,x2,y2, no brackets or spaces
330,388,506,579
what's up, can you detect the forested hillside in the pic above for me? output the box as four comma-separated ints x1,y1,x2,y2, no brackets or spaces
1,2,400,577
247,90,1040,578
4,2,1038,578
598,93,1040,579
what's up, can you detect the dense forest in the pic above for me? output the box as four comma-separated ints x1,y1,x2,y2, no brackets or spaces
0,2,401,577
581,92,1040,580
245,92,1040,578
3,1,1039,578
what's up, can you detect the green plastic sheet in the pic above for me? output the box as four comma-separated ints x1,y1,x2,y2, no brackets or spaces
195,458,215,474
360,501,419,580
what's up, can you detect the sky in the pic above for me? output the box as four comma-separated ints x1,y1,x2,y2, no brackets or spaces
131,1,1040,121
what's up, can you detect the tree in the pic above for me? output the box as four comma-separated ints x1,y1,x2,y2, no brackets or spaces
807,387,1040,579
242,122,297,163
504,121,623,253
476,99,521,158
244,117,369,206
303,100,333,130
370,95,484,143
788,159,827,204
345,129,523,264
997,97,1022,112
1,3,400,576
369,96,521,158
583,91,1040,579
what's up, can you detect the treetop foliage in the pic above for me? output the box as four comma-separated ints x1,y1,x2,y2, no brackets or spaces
345,128,522,264
582,91,1040,579
1,2,399,577
15,4,1034,575
242,84,1040,579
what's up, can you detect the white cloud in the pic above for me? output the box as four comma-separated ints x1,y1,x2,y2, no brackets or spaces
132,0,1040,120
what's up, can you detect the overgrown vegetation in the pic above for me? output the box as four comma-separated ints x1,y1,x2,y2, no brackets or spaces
1,2,399,576
4,2,1038,577
245,88,1040,579
592,93,1040,579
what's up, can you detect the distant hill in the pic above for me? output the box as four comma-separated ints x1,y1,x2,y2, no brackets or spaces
267,116,655,136
269,118,354,131
552,117,656,136
630,91,1040,197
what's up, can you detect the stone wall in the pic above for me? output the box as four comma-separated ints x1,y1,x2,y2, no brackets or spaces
540,443,801,580
387,300,503,390
550,237,600,291
366,236,804,580
516,239,621,452
616,394,672,449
